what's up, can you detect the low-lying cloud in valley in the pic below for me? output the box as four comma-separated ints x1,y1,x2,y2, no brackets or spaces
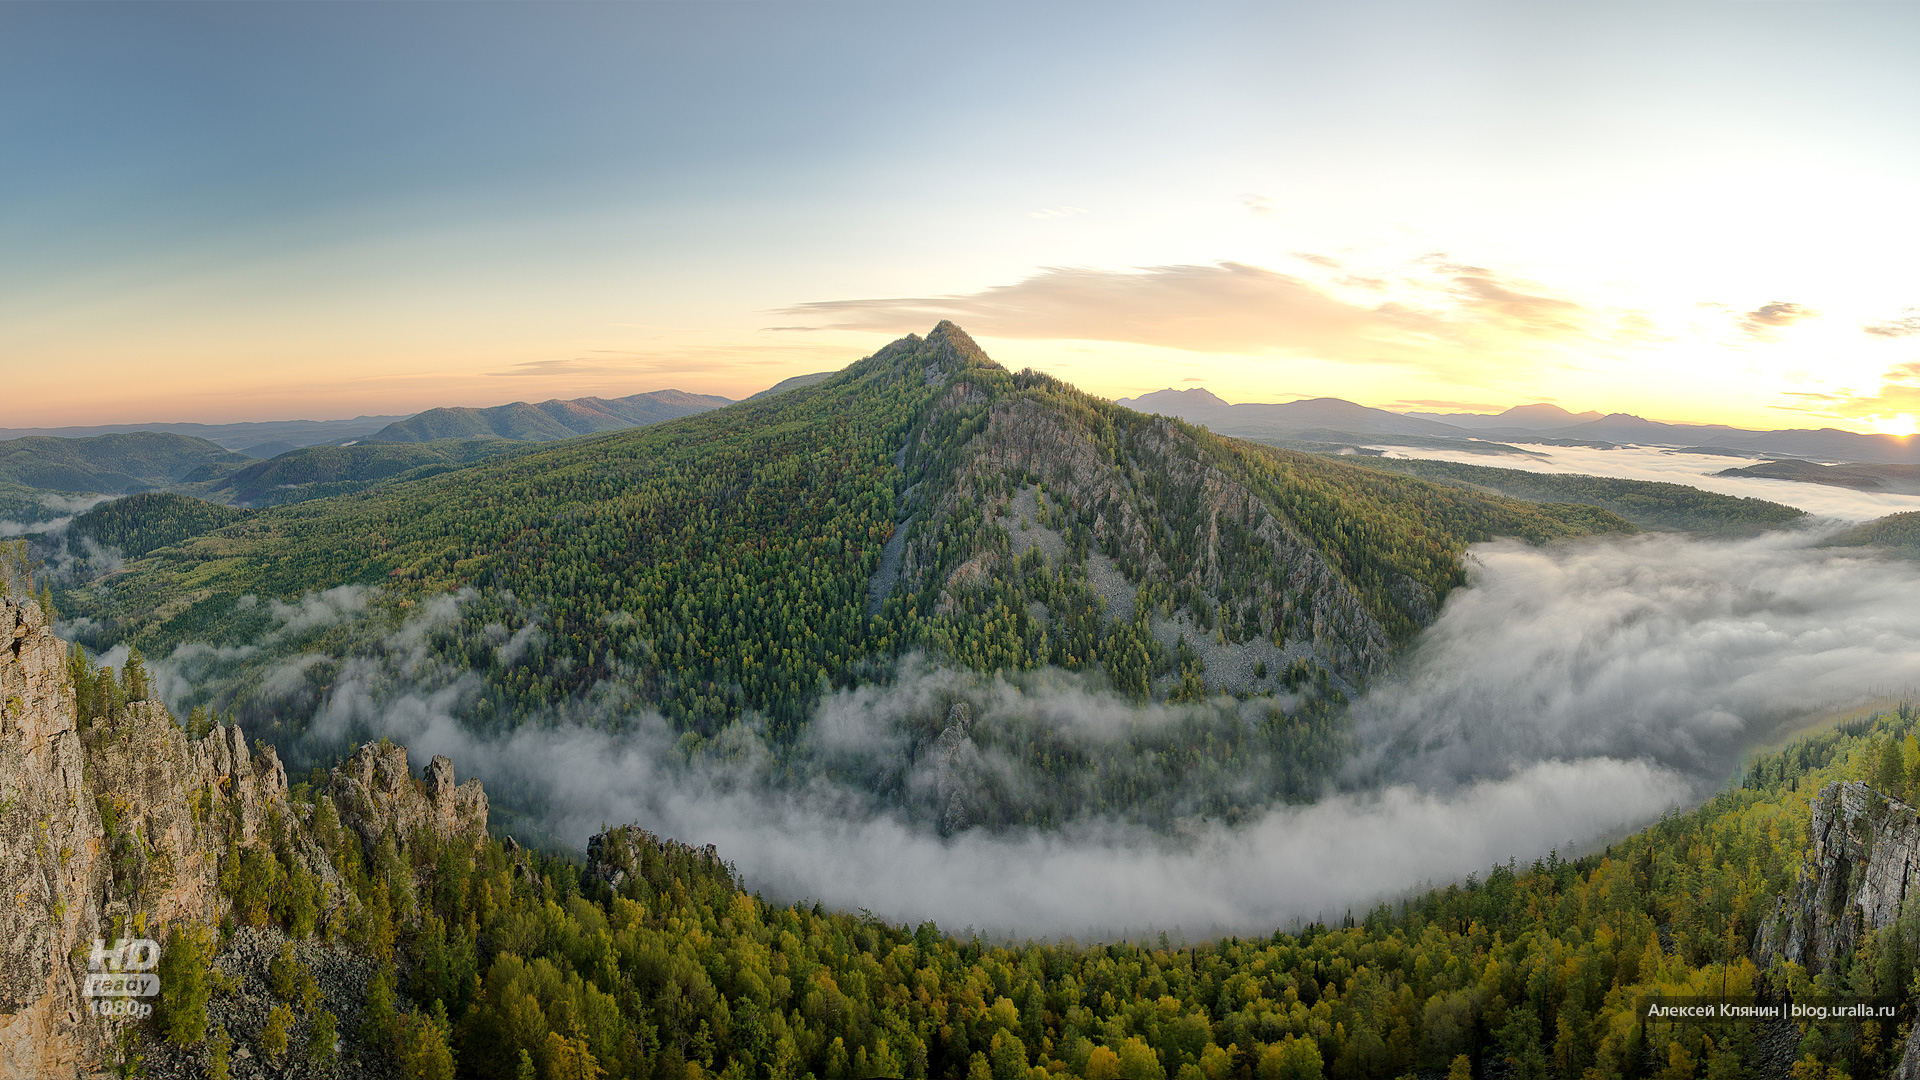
137,529,1920,938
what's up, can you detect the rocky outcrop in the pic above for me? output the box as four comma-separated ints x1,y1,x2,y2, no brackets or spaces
0,594,491,1078
893,335,1393,683
0,595,110,1078
328,741,487,851
586,824,732,894
1755,780,1920,1078
1755,780,1920,974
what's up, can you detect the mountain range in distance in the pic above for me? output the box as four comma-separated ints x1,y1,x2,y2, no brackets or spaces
0,385,773,457
1117,386,1920,464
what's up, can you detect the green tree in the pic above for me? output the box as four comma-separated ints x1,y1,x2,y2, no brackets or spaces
206,1026,231,1080
1256,1037,1323,1080
396,1010,458,1080
1880,736,1909,800
259,1003,294,1063
308,1010,339,1069
155,925,212,1045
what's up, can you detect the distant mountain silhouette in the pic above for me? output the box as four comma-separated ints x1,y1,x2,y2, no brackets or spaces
1116,389,1477,439
1133,388,1920,464
363,390,731,443
745,372,835,401
1402,403,1603,433
0,416,407,452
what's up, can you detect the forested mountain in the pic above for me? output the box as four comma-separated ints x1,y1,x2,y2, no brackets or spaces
199,438,525,507
365,389,731,443
67,492,250,559
0,430,248,494
1824,511,1920,554
63,323,1629,738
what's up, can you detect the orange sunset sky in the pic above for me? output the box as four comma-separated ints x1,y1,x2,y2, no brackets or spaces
4,2,1918,433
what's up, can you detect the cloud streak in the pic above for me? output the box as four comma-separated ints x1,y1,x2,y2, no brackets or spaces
782,261,1608,371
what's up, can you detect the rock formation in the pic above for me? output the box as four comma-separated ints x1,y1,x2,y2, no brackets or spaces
1756,779,1920,1078
0,593,489,1078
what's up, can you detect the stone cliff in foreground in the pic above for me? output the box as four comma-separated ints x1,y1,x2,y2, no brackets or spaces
1756,779,1920,1079
0,593,489,1078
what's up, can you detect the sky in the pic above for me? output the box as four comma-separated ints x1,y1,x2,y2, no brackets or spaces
3,2,1919,431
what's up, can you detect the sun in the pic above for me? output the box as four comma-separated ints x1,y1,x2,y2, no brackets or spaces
1870,414,1920,437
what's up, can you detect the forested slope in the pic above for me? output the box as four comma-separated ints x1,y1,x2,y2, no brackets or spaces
0,430,247,494
197,438,524,507
67,491,250,559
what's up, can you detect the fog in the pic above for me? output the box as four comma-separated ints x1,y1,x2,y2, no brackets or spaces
144,528,1920,937
1376,443,1920,520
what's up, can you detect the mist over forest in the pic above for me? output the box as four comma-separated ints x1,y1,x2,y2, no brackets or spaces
80,523,1911,938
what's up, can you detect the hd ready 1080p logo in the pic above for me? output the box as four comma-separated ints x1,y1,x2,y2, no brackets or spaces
82,937,160,1019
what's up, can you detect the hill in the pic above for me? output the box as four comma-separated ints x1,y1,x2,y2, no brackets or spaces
67,324,1629,752
1717,458,1920,495
66,492,250,559
364,389,730,443
0,431,248,495
0,481,91,526
198,437,523,507
1822,510,1920,554
1117,388,1486,443
1351,456,1809,535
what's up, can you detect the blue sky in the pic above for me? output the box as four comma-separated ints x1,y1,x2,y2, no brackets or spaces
5,2,1919,428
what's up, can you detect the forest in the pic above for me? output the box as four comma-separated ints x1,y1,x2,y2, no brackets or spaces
107,635,1917,1080
66,492,251,559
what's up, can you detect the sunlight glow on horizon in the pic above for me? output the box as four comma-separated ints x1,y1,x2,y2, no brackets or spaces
4,3,1918,433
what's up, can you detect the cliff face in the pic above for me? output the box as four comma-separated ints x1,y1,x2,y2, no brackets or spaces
0,594,488,1078
1,594,111,1077
1755,780,1920,1078
1755,780,1920,974
883,324,1396,690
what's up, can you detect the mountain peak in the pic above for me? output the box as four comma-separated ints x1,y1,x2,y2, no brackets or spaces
1492,402,1603,425
1116,387,1231,412
924,320,996,368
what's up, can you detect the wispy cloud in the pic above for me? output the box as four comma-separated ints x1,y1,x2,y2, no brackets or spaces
1864,309,1920,339
482,343,852,382
1738,301,1816,338
1783,360,1920,421
781,260,1607,372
